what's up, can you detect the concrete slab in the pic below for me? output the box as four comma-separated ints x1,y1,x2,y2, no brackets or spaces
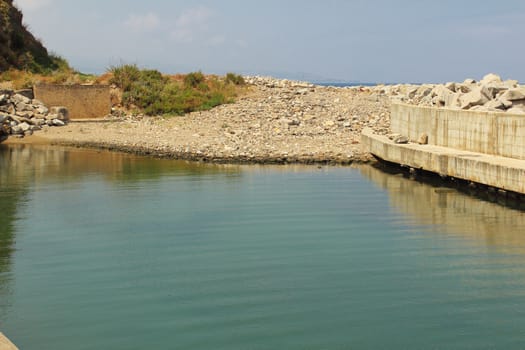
362,128,525,194
0,333,19,350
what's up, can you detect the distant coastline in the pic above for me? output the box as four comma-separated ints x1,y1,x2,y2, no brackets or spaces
314,82,378,88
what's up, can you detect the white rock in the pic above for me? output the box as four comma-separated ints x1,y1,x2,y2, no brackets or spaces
394,135,409,144
11,125,23,134
52,119,66,126
431,85,454,107
11,93,31,105
500,88,525,101
32,118,46,126
460,86,491,109
484,99,505,110
504,80,519,89
456,84,474,93
445,82,456,92
19,122,31,131
501,99,513,109
480,73,502,85
15,102,32,112
36,105,49,115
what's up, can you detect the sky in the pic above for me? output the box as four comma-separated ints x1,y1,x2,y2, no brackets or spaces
13,0,525,83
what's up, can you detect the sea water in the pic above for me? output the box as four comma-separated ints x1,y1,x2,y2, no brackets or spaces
1,144,525,349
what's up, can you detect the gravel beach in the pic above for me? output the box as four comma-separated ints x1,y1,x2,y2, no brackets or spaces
5,77,392,164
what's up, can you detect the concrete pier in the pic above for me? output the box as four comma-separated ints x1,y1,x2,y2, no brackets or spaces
362,129,525,194
390,103,525,160
361,103,525,194
0,333,19,350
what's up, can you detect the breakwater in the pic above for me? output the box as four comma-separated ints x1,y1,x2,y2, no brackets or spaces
362,104,525,194
362,73,525,195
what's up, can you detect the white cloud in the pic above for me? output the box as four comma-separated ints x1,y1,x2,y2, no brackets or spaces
170,6,214,43
15,0,53,11
124,13,160,32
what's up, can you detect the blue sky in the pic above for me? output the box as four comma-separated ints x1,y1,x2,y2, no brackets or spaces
14,0,525,83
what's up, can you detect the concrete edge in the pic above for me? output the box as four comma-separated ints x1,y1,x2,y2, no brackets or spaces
361,128,525,194
0,333,19,350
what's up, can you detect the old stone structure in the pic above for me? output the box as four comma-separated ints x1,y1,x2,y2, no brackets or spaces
33,84,110,119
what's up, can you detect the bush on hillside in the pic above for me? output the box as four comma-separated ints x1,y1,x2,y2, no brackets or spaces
109,65,244,116
225,73,245,85
184,71,205,88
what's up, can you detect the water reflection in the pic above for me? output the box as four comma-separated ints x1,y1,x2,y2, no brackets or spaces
0,144,243,185
360,165,525,250
0,144,243,317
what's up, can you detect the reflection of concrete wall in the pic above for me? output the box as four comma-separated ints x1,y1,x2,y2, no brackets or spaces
360,165,525,248
33,84,110,119
391,103,525,160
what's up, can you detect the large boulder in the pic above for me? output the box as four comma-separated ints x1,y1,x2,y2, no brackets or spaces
11,93,31,105
460,86,491,109
504,80,519,89
500,88,525,101
484,99,506,111
480,73,502,85
431,85,457,107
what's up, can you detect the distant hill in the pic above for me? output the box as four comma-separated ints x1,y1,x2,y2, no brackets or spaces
0,0,64,73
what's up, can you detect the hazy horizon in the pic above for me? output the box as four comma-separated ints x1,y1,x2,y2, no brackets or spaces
14,0,525,84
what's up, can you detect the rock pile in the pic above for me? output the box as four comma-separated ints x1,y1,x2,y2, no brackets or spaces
371,73,525,114
0,90,68,141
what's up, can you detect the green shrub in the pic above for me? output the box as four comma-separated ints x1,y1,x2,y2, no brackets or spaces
225,73,245,85
109,64,141,91
184,71,205,88
108,65,245,116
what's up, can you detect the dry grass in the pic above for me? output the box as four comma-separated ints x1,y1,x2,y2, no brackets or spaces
0,68,97,89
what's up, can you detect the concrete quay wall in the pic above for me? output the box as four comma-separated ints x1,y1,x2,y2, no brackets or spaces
361,129,525,194
391,103,525,160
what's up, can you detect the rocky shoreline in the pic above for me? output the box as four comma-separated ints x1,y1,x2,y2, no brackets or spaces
4,74,522,165
7,76,391,164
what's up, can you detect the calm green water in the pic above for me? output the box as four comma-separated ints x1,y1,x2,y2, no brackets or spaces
2,145,525,349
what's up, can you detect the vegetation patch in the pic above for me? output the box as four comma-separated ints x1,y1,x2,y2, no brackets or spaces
109,64,247,116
